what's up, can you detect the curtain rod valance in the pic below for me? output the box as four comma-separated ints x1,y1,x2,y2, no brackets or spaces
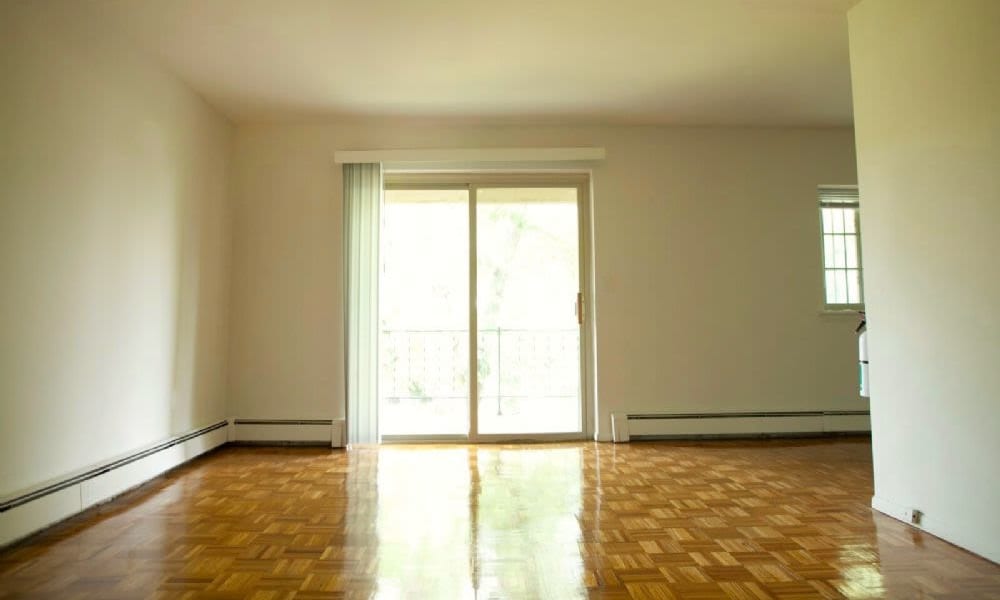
333,147,605,164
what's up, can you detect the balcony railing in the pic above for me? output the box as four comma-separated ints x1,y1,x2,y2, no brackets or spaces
379,328,579,415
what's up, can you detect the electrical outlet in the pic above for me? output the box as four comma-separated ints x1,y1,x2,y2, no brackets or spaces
910,508,924,526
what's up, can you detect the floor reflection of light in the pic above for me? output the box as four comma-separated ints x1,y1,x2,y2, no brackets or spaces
836,564,886,598
837,521,886,599
366,445,587,599
475,447,585,600
373,447,475,599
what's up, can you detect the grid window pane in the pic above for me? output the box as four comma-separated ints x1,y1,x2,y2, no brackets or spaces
819,188,862,307
844,208,857,233
847,270,861,304
825,271,839,304
833,235,846,268
845,236,858,268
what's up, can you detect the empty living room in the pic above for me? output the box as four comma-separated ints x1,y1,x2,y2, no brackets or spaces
1,0,998,598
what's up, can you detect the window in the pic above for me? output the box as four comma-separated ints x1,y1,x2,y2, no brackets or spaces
818,186,863,308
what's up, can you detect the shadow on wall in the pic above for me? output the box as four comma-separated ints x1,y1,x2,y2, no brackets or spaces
0,0,232,496
169,125,232,435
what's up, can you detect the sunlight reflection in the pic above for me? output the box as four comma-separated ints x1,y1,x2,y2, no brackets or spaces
475,447,585,599
836,564,886,598
373,447,474,599
370,446,586,599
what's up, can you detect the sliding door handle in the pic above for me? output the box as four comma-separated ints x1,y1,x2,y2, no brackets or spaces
575,292,584,325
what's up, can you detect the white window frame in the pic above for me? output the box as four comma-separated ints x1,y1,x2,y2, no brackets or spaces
818,185,864,311
378,171,596,443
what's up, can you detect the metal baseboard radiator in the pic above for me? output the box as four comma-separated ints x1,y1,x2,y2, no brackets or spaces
0,420,230,548
230,419,345,447
0,420,228,514
610,410,870,442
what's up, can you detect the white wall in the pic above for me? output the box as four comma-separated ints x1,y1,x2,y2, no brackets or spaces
229,120,860,438
849,0,1000,561
0,2,233,497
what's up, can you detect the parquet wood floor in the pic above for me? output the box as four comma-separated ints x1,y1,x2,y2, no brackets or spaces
1,439,998,599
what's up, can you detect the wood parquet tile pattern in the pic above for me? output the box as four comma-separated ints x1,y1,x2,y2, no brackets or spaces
1,439,998,599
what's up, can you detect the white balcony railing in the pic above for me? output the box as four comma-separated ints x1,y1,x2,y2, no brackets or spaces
380,328,579,416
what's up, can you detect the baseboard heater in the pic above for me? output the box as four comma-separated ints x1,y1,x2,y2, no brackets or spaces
0,419,230,548
0,416,347,549
231,419,345,447
0,420,228,515
610,410,870,442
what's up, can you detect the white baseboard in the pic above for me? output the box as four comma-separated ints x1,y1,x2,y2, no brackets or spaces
870,494,912,523
232,419,346,447
629,415,822,438
610,412,630,443
332,419,344,447
0,486,80,549
871,495,1000,564
0,421,227,548
612,410,870,441
823,413,871,432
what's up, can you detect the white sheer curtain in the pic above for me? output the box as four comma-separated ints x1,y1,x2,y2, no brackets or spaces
343,163,382,444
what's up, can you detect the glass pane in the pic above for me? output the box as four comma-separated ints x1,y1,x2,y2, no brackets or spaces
477,187,581,434
379,189,469,436
825,270,838,304
824,235,836,269
835,269,848,303
832,208,845,234
833,235,846,268
845,235,859,268
847,269,862,304
822,208,834,234
844,207,857,233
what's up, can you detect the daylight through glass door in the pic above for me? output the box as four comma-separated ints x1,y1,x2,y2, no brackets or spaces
476,187,581,434
379,182,583,439
379,188,470,437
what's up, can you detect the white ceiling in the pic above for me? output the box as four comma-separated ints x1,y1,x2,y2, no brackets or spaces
90,0,858,126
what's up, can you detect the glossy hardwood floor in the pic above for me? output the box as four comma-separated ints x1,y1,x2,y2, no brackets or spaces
1,439,998,599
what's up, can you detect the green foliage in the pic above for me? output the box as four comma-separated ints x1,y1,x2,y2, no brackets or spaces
408,380,429,402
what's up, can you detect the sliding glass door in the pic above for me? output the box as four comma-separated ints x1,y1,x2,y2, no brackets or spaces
475,188,581,434
379,177,587,440
379,188,470,437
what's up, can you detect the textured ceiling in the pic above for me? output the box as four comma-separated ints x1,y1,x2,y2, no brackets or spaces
90,0,858,126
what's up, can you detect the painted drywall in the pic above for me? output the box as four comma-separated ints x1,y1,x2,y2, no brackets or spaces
848,0,1000,561
228,120,861,438
0,3,233,497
